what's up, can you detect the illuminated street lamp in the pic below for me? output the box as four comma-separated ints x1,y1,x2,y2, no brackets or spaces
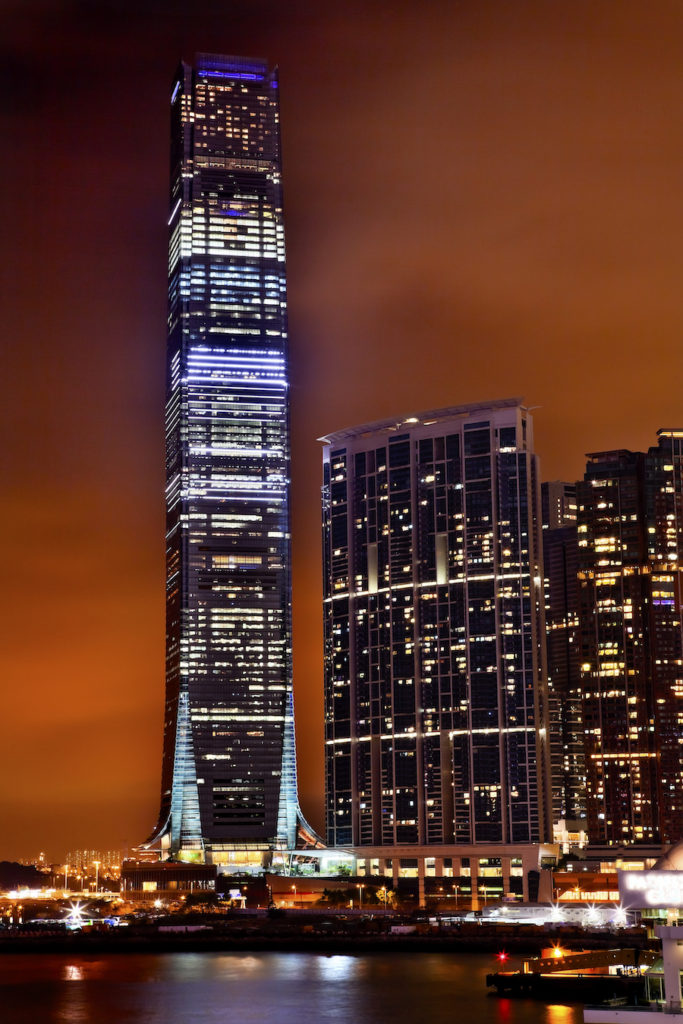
291,884,297,908
613,904,628,928
550,902,563,923
65,901,87,929
64,864,69,891
93,860,100,893
357,884,364,909
585,903,600,927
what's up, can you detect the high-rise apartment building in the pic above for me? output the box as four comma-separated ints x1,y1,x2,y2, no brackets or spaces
145,54,313,867
577,432,683,846
321,400,553,856
542,481,578,532
541,482,585,824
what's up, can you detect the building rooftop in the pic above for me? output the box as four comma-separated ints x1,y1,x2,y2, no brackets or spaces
318,397,525,446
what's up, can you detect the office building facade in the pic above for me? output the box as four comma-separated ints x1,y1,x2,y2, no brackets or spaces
541,481,586,824
577,432,683,846
321,400,553,856
146,54,311,867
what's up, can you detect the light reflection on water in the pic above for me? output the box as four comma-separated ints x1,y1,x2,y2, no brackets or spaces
0,952,585,1024
63,965,84,982
314,954,358,982
546,1005,580,1024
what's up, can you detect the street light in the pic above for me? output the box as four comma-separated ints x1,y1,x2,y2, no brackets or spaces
357,884,364,909
93,860,100,894
65,901,86,928
291,884,297,908
64,864,69,891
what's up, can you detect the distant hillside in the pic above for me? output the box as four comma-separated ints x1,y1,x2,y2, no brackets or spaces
0,862,46,889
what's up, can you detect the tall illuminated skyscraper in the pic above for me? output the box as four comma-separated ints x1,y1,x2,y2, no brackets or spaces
577,432,683,846
145,54,314,868
321,401,553,855
541,481,585,825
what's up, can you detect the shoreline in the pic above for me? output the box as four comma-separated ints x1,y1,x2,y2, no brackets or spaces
0,928,654,957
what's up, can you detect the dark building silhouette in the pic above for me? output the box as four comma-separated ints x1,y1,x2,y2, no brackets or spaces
145,54,314,868
320,400,553,852
577,431,683,846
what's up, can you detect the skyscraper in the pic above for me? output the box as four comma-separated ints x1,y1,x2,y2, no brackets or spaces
145,54,313,868
321,401,553,863
541,481,585,824
542,481,578,532
577,432,683,846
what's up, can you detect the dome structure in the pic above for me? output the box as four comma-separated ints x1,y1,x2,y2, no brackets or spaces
654,839,683,870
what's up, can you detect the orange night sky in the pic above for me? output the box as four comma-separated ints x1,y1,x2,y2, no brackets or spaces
2,0,683,861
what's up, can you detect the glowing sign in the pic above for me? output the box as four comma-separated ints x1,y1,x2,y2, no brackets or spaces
618,870,683,909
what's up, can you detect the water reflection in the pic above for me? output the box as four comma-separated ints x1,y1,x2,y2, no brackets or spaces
0,952,585,1024
546,1005,577,1024
63,965,84,982
56,984,88,1024
315,955,358,981
497,996,513,1021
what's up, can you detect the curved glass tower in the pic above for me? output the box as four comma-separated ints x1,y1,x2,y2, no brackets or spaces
321,401,553,850
146,54,314,868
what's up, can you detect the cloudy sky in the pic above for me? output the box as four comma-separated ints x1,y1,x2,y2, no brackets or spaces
2,0,682,859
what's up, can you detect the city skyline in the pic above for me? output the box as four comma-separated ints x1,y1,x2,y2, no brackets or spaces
3,0,683,860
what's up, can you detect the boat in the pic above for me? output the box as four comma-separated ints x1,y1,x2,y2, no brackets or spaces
583,926,683,1023
487,945,657,1002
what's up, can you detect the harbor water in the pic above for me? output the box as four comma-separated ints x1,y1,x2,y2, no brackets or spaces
1,951,584,1024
